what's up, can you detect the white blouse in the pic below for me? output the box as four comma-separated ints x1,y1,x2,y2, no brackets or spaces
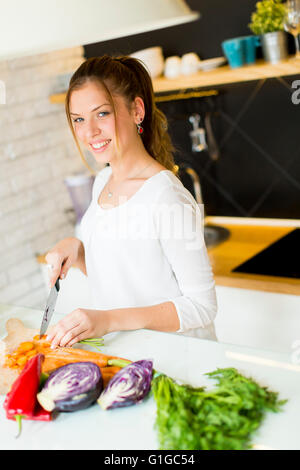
80,165,218,340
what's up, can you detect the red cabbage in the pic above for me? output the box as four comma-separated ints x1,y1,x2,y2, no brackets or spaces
98,359,153,410
37,362,103,412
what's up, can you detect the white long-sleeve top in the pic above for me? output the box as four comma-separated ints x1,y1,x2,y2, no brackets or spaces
80,165,218,340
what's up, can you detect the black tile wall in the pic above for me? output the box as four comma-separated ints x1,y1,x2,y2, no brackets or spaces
84,0,300,219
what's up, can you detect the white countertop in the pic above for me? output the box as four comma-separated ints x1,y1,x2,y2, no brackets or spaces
1,303,300,450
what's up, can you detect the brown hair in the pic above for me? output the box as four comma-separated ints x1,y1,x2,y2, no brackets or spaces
65,55,177,174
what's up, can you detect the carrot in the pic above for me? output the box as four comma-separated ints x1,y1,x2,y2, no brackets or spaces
41,348,129,374
41,348,106,373
5,337,130,379
100,366,121,388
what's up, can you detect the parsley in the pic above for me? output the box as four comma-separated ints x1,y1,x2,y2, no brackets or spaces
152,367,286,450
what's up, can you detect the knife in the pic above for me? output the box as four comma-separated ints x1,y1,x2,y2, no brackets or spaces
39,278,60,338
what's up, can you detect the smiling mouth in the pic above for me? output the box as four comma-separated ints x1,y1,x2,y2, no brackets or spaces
90,139,111,150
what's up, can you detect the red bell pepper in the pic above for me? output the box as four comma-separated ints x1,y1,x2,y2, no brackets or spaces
3,353,52,437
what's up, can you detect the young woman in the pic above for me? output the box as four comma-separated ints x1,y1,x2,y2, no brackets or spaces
45,55,217,348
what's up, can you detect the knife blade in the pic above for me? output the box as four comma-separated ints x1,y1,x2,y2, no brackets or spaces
39,278,60,338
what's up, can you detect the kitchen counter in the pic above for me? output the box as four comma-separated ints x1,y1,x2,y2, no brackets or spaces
0,303,300,450
206,216,300,295
35,216,300,355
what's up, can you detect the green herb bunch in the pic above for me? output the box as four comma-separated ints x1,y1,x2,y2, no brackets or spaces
249,0,287,35
152,367,286,450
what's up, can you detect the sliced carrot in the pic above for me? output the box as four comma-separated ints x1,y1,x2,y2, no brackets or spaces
17,341,35,353
4,357,16,368
25,349,37,358
33,334,48,341
16,356,28,367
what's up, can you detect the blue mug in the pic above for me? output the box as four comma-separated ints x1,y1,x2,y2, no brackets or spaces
222,36,260,68
242,35,261,64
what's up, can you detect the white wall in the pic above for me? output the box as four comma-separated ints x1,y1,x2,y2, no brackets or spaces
0,46,87,309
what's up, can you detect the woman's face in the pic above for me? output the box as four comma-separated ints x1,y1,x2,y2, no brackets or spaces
69,80,143,165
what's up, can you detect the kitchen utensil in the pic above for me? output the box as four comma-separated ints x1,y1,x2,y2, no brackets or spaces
204,111,220,161
189,113,207,152
130,46,164,78
39,278,60,338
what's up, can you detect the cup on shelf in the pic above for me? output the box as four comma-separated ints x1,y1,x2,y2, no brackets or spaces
242,36,261,64
164,56,182,78
221,36,260,68
181,52,201,75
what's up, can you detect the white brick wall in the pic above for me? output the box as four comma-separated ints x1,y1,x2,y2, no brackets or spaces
0,45,92,310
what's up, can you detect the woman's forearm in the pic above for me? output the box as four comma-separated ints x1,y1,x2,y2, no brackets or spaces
46,303,180,348
105,301,180,334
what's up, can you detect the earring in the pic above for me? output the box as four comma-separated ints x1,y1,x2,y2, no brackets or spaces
137,119,144,135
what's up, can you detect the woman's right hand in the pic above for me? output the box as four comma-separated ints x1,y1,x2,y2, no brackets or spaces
45,237,82,288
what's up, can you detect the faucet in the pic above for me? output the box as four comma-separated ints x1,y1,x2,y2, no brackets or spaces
176,164,205,215
175,164,230,247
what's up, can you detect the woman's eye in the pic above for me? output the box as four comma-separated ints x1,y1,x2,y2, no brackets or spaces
98,111,108,117
73,117,83,123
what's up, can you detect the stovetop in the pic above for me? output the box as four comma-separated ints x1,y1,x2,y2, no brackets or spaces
232,228,300,279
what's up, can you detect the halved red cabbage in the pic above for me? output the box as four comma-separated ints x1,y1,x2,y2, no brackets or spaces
37,362,103,412
98,359,153,410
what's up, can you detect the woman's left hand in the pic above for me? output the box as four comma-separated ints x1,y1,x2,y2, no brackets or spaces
46,308,109,348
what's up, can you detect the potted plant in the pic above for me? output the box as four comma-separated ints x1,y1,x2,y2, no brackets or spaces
249,0,288,63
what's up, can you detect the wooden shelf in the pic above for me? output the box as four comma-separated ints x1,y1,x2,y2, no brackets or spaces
153,57,300,93
49,57,300,104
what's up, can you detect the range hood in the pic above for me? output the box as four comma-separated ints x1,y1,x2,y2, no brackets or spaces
0,0,199,61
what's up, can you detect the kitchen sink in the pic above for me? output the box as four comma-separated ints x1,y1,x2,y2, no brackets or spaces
204,224,230,248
